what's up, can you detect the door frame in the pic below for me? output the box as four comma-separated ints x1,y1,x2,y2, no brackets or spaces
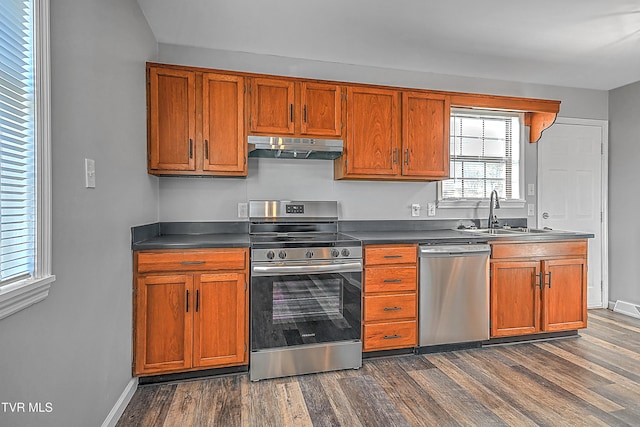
537,117,609,309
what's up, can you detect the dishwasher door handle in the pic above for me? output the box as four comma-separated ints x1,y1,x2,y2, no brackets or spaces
419,244,491,257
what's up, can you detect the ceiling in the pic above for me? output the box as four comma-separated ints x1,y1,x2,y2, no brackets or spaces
136,0,640,91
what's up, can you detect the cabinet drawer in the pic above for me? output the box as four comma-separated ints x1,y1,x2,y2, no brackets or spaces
136,249,248,273
365,245,417,266
364,293,416,322
365,266,416,293
363,320,417,351
491,240,587,260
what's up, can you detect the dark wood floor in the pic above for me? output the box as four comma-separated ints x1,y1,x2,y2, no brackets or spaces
117,309,640,426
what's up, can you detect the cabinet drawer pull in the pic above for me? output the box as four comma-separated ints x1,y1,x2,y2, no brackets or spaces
383,307,402,311
180,261,205,265
383,255,403,259
383,279,402,283
383,334,402,340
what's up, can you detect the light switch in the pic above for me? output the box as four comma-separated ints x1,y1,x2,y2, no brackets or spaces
527,204,535,216
85,158,96,188
527,184,535,196
238,202,248,218
427,203,436,217
411,204,420,217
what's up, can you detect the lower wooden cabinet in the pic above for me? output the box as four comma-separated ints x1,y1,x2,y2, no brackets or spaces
133,248,248,376
363,244,418,351
490,240,588,338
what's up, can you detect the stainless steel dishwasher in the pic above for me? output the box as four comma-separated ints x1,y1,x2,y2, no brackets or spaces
419,244,491,347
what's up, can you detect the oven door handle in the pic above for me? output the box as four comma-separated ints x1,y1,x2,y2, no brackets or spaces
252,261,363,276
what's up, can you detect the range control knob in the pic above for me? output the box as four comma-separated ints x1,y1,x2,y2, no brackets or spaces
305,250,314,259
330,249,340,258
278,250,287,259
266,250,275,260
341,248,351,257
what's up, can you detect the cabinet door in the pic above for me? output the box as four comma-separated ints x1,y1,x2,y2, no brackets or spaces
202,74,246,174
542,258,588,332
134,274,193,375
193,273,247,368
249,78,295,134
148,67,196,171
346,86,400,176
402,92,450,178
490,261,541,337
300,82,342,136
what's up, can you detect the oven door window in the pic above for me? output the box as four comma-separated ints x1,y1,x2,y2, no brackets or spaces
251,272,361,351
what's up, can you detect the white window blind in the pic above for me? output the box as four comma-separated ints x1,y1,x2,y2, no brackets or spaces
0,0,36,283
442,110,521,200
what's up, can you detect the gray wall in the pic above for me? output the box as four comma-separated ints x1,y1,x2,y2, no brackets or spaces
609,80,640,307
157,44,608,224
0,1,158,426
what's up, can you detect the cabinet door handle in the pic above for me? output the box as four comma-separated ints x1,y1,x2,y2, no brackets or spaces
189,139,193,159
204,140,209,159
383,334,402,340
180,261,205,265
546,272,552,288
383,279,402,283
383,307,402,311
303,105,307,123
195,290,200,312
404,149,409,165
186,290,190,312
393,148,398,164
537,272,543,290
290,104,294,123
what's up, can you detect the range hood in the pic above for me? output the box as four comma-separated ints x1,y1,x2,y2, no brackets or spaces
247,136,343,160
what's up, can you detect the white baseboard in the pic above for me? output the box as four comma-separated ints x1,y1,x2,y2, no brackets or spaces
612,299,640,319
608,300,616,310
102,377,138,427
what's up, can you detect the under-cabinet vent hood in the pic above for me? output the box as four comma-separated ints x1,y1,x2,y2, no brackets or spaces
247,136,343,160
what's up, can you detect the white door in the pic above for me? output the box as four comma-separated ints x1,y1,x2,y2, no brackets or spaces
537,118,607,309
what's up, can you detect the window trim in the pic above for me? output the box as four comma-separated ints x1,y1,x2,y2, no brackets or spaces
438,108,526,209
0,0,55,321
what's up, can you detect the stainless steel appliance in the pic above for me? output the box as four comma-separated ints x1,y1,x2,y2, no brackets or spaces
248,136,343,160
418,244,491,347
249,200,362,381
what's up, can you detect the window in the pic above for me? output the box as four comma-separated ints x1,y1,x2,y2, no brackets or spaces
0,0,54,320
439,109,524,206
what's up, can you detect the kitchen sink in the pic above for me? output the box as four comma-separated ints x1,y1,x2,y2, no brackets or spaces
459,227,555,235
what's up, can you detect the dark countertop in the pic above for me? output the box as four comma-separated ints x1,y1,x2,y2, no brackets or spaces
132,233,250,250
345,228,594,245
131,220,593,251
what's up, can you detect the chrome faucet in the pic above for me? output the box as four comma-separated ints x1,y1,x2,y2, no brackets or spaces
488,189,501,229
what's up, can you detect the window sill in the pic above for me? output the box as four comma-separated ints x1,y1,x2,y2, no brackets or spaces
437,199,526,209
0,275,56,321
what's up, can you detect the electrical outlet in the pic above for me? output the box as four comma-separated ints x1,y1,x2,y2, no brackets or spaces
427,203,436,217
527,204,535,216
411,204,420,217
528,184,535,196
238,202,248,218
84,158,95,188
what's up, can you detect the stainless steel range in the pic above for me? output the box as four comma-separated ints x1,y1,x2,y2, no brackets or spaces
249,200,362,381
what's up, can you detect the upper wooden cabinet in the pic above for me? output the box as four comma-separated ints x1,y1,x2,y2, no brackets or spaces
402,92,450,179
249,77,343,137
148,67,196,172
335,88,450,180
147,64,246,176
342,86,400,177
